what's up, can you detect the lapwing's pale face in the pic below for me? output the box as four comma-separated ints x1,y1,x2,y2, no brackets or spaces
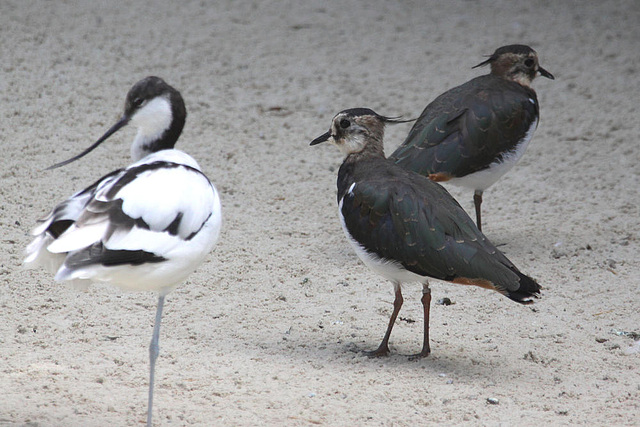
477,45,554,87
328,113,370,156
310,109,384,157
500,51,543,86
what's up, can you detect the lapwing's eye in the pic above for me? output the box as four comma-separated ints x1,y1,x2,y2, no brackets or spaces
132,97,144,108
524,58,535,68
340,119,350,129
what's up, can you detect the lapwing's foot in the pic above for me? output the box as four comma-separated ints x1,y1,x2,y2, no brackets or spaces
363,345,390,358
407,348,431,361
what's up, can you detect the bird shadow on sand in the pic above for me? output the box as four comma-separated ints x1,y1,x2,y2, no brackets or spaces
236,328,527,384
476,223,557,258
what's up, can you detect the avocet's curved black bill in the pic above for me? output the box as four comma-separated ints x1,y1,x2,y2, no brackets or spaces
310,131,331,146
46,115,130,170
538,66,554,80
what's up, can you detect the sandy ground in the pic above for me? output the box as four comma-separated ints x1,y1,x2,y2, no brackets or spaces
1,0,639,425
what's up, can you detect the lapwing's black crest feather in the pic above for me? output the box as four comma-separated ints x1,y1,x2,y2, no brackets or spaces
473,44,537,69
341,107,414,124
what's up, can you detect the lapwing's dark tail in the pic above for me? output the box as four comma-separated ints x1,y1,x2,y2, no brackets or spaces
507,271,542,305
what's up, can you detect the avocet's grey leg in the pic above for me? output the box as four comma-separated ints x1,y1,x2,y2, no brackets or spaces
147,295,165,427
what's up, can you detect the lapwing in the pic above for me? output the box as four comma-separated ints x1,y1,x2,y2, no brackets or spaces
25,76,222,426
311,108,540,358
390,44,554,231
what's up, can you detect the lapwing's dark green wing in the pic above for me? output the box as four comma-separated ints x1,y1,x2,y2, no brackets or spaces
340,167,530,296
389,75,539,178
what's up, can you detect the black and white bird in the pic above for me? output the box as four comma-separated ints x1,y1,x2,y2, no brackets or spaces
390,44,554,231
24,76,221,426
311,108,540,358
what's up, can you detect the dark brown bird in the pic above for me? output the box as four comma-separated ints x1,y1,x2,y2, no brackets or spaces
311,108,540,358
390,44,554,231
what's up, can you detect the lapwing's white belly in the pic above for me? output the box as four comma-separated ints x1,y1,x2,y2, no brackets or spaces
451,117,538,191
338,194,427,285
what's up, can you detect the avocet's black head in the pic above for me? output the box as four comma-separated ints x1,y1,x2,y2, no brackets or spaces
472,44,554,87
310,108,411,158
47,76,186,170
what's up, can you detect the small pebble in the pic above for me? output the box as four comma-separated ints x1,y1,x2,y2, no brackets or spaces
437,297,454,306
612,330,640,340
551,247,568,259
623,341,640,355
486,397,499,405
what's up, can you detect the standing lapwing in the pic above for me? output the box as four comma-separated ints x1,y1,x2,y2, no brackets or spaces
24,76,222,426
311,108,540,358
390,44,554,231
